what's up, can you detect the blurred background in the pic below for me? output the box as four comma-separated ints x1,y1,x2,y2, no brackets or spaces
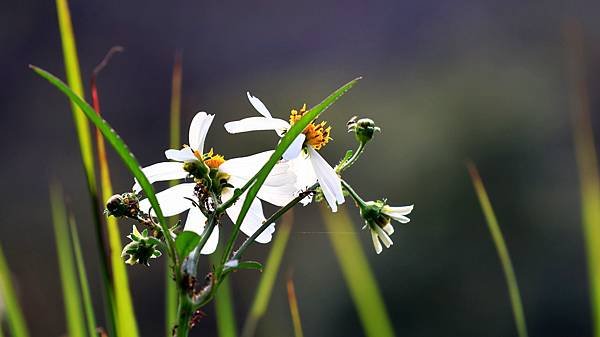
3,0,600,336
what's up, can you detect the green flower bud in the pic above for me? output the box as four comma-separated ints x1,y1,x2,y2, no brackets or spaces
347,116,381,144
183,160,210,180
121,226,162,266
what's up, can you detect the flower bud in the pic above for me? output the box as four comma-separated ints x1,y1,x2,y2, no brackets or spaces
183,160,210,180
359,199,413,254
121,226,162,266
347,116,380,144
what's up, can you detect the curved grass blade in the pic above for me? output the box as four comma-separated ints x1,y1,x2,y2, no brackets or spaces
69,216,98,337
0,245,30,337
321,207,395,337
221,77,361,266
241,212,294,337
55,1,117,334
50,185,87,337
467,163,528,337
31,66,175,259
90,48,140,337
286,276,304,337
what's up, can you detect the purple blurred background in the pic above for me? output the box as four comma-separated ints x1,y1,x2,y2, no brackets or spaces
3,0,600,336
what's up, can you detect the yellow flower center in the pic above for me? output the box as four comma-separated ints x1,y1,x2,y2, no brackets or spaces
193,148,225,169
289,104,332,150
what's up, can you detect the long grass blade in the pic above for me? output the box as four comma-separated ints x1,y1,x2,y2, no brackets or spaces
286,275,304,337
31,66,174,256
166,51,183,336
563,20,600,337
212,250,238,337
0,245,30,337
241,212,294,337
222,77,361,266
91,48,140,337
467,163,528,337
69,216,98,337
321,207,395,337
50,185,87,337
55,1,116,334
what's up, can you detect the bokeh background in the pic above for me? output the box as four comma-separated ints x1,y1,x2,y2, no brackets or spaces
3,0,600,336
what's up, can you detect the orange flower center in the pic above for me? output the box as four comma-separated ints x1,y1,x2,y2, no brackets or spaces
289,104,332,150
193,148,226,169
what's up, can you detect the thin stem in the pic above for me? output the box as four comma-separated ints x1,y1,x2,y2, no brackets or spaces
337,142,366,174
341,179,366,208
216,177,256,213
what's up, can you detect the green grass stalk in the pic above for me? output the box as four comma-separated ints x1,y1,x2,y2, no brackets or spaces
0,245,30,337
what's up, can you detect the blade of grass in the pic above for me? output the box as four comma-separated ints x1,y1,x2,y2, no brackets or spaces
221,77,361,267
564,20,600,337
69,216,98,337
50,184,87,337
321,207,395,337
91,48,140,337
55,1,116,334
241,212,294,337
211,251,237,337
166,50,183,337
286,275,304,337
31,65,175,259
0,245,30,337
467,163,528,337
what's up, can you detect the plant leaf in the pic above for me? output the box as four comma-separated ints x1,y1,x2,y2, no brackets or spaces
286,276,304,337
0,245,30,337
175,232,201,260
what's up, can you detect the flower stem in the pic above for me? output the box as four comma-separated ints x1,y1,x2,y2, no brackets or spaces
337,142,366,174
341,179,367,208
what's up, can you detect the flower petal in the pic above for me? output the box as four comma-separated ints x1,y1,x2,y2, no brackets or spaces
289,156,318,205
247,91,272,118
371,230,383,254
139,183,196,217
132,162,188,193
184,207,219,255
224,117,289,135
375,225,393,248
383,223,394,235
165,148,196,162
282,134,306,160
382,205,414,224
222,189,274,244
188,112,214,152
307,147,345,212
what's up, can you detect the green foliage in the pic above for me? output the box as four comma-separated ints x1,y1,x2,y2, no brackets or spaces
211,250,238,337
175,232,201,261
321,207,395,337
0,245,30,337
286,277,304,337
468,163,528,337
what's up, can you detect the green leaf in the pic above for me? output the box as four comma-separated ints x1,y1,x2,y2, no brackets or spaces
31,65,174,259
321,207,395,337
50,185,87,337
0,244,30,337
236,261,263,271
223,77,361,266
69,217,98,337
175,231,201,260
241,212,294,337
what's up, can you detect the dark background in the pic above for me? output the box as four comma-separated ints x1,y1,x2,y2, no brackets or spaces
2,0,600,336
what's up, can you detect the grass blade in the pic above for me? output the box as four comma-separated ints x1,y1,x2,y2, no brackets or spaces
563,20,600,337
321,207,395,337
69,216,98,337
91,48,140,337
467,163,528,337
241,212,294,337
55,1,117,334
166,51,183,337
0,245,30,337
286,276,304,337
50,184,87,337
222,77,361,266
31,65,174,257
212,252,238,337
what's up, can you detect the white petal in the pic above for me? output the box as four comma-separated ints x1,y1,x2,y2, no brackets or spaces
224,117,289,134
383,223,394,235
375,225,393,248
188,112,214,152
247,91,273,118
165,148,196,162
222,189,274,244
288,156,318,205
282,134,306,160
371,230,383,254
307,147,345,212
382,205,414,224
184,207,219,255
133,162,188,193
139,183,196,217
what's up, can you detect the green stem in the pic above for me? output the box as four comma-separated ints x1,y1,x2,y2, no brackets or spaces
175,293,194,337
337,142,366,174
341,179,367,208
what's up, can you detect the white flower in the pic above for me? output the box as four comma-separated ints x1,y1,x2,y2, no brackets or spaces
366,203,414,254
224,92,345,212
134,112,297,254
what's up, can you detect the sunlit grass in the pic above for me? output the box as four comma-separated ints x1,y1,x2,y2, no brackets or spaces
286,276,304,337
0,245,29,337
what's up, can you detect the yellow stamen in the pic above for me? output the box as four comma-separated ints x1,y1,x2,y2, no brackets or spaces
288,104,332,150
203,148,225,169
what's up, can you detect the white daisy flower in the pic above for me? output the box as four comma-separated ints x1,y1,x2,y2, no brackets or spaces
134,112,297,255
224,92,345,212
362,201,414,254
